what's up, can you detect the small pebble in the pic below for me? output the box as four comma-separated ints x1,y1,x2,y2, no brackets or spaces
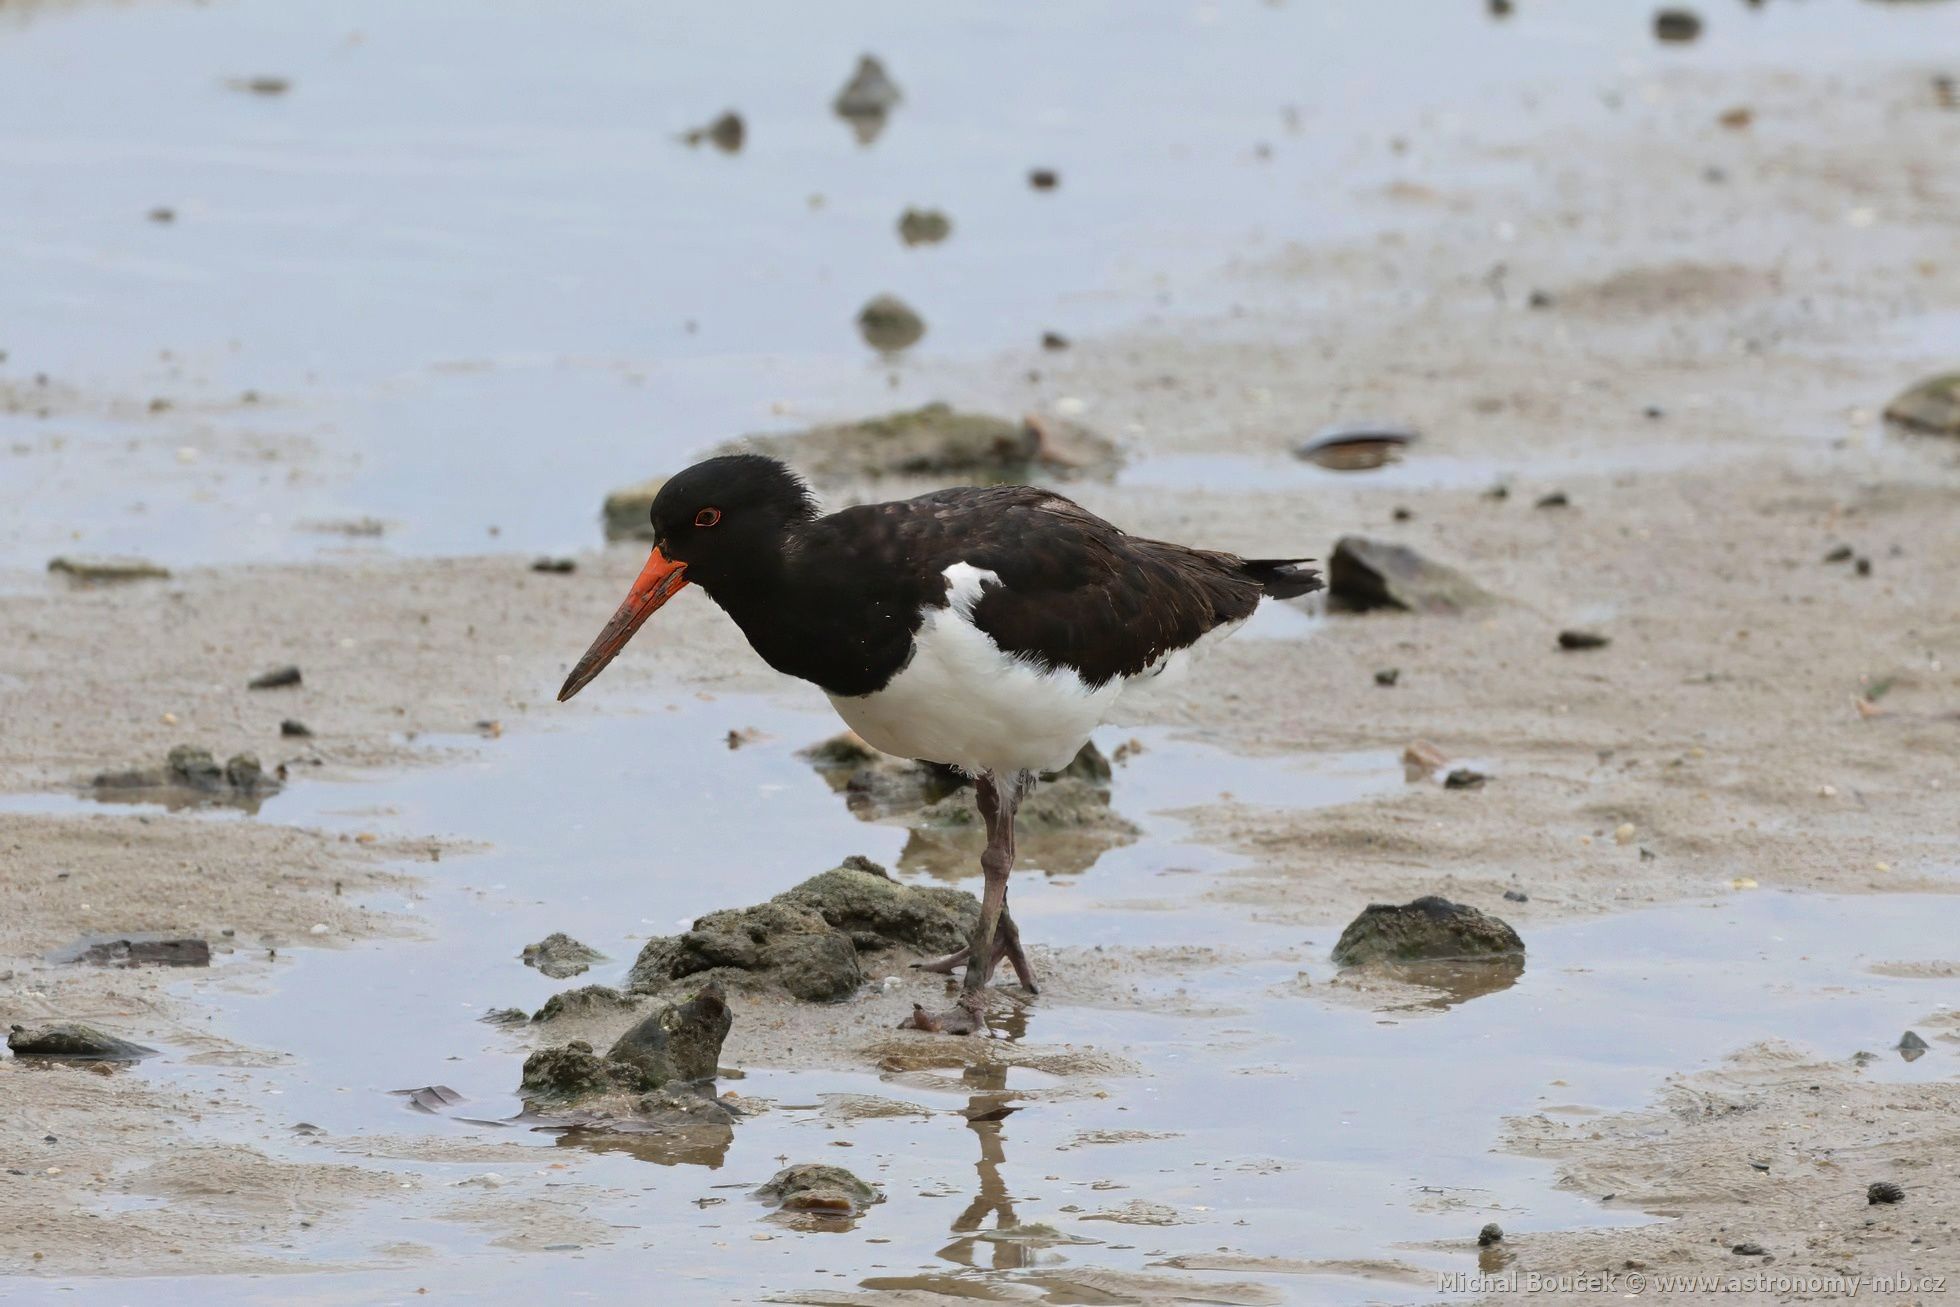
1868,1181,1905,1205
1478,1222,1504,1247
1374,668,1400,687
1444,768,1487,790
1028,168,1060,190
1503,889,1528,902
1558,629,1610,651
248,664,303,690
1732,1242,1766,1256
280,719,313,738
308,923,330,936
1613,823,1636,845
1535,491,1569,509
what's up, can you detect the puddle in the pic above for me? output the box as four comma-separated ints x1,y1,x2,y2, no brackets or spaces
7,695,1956,1303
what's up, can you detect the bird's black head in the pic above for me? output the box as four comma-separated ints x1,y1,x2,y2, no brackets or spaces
649,454,818,595
558,455,816,702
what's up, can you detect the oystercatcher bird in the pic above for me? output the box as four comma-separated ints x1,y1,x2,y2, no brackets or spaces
558,455,1320,1030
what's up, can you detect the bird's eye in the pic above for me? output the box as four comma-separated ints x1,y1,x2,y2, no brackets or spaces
694,507,722,528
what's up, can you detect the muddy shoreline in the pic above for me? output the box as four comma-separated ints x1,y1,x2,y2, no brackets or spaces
4,13,1959,1305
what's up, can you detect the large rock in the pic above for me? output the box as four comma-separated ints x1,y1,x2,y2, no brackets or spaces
626,859,977,1002
521,932,605,980
7,1022,157,1061
1332,896,1524,966
520,983,732,1108
1327,537,1495,614
606,982,731,1086
777,856,977,955
1884,372,1960,435
757,1162,883,1216
713,403,1120,484
90,746,281,808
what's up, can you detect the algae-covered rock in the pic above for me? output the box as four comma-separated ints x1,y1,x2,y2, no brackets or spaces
777,856,977,955
519,1040,618,1104
532,984,637,1023
1332,896,1524,966
47,556,171,583
898,207,952,247
857,295,926,352
606,981,731,1086
91,745,281,808
1327,537,1496,615
8,1022,157,1061
521,932,605,980
1884,372,1960,435
521,984,733,1109
626,860,980,1001
714,402,1120,484
757,1162,883,1216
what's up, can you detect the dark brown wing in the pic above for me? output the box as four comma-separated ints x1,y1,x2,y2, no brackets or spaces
811,486,1298,687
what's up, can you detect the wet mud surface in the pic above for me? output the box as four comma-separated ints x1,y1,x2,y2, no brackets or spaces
3,0,1959,1302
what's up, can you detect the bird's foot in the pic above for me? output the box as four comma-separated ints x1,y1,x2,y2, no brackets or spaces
899,992,987,1036
914,915,1039,992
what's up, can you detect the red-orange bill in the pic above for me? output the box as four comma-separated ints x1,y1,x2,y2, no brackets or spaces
557,547,688,701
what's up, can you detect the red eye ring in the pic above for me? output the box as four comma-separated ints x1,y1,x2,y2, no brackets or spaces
694,507,721,528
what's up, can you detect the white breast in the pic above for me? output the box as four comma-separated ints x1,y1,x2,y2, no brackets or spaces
826,563,1122,775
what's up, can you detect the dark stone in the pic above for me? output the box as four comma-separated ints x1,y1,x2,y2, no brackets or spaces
530,557,577,574
1855,556,1873,577
1444,768,1488,790
1332,896,1525,966
606,982,731,1087
1897,1030,1930,1062
1823,544,1854,563
46,556,171,583
59,935,210,968
1558,629,1611,651
532,984,636,1023
681,111,744,153
1503,889,1529,903
1328,537,1495,614
1732,1242,1766,1256
521,932,605,980
248,664,302,690
1028,168,1060,190
1535,491,1569,509
479,1007,529,1027
1041,331,1070,351
1868,1181,1905,1205
757,1163,883,1216
833,55,901,119
897,208,951,247
280,718,313,738
1655,9,1703,43
167,745,225,790
1478,1222,1504,1246
777,859,977,955
856,295,925,352
7,1022,157,1061
1375,668,1401,687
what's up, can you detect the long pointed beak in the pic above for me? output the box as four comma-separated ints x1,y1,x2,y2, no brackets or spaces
557,547,688,702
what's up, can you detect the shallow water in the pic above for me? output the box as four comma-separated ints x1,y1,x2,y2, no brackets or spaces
4,0,1955,569
6,691,1955,1305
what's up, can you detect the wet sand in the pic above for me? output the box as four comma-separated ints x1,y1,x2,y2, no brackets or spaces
4,3,1959,1303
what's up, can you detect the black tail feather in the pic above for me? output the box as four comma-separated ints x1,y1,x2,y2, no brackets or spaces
1241,557,1322,600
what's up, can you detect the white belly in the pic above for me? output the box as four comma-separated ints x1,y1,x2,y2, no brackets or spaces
828,609,1117,775
825,563,1246,775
